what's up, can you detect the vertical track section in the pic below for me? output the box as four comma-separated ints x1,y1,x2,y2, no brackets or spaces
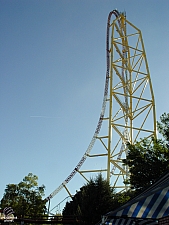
45,10,120,202
107,12,156,188
45,10,157,203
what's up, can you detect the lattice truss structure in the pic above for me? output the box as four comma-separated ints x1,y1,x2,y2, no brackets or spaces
95,12,157,189
46,11,156,205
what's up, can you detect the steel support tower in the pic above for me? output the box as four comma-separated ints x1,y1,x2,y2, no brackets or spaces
46,10,156,206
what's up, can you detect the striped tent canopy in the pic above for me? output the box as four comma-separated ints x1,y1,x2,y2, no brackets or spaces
101,172,169,225
104,217,158,225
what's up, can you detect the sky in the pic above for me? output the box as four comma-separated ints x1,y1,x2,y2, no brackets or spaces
1,0,169,213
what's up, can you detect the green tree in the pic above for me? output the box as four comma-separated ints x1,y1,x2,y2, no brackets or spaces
157,112,169,144
123,139,169,193
123,113,169,193
63,174,120,225
0,173,46,218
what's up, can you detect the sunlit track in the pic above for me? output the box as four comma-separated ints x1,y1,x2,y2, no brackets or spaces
45,10,157,207
45,9,120,202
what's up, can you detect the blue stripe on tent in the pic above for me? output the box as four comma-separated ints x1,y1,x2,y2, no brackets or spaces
108,218,132,225
128,220,134,225
123,219,129,225
152,189,169,218
115,219,119,225
131,197,147,217
124,219,133,225
112,190,165,218
117,218,122,225
114,218,119,225
163,201,169,217
122,205,130,216
141,190,162,218
119,218,126,225
102,172,169,225
123,220,127,225
108,218,159,225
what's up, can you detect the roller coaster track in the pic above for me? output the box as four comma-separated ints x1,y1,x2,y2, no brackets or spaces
45,9,157,204
45,10,120,202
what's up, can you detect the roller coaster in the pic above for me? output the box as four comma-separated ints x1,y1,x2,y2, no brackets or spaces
45,10,156,212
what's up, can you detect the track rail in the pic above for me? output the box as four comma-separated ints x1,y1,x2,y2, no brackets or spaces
45,10,120,202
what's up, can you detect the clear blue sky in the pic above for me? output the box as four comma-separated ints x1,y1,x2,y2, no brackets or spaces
1,0,169,212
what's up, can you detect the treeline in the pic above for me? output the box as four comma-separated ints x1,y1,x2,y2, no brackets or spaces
62,113,169,224
1,113,169,225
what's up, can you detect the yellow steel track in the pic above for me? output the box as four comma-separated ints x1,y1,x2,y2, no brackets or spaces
46,11,156,203
97,12,156,189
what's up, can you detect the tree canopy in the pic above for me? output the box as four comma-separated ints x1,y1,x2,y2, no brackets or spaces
157,112,169,144
0,173,46,218
1,113,169,223
63,174,120,225
63,113,169,223
123,112,169,193
123,139,169,192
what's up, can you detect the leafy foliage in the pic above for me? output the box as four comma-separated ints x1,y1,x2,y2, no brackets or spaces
62,113,169,223
123,139,169,192
123,113,169,193
114,190,136,205
63,174,120,225
157,112,169,144
0,173,46,218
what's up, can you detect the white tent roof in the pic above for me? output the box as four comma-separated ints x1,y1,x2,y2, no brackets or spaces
101,171,169,225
